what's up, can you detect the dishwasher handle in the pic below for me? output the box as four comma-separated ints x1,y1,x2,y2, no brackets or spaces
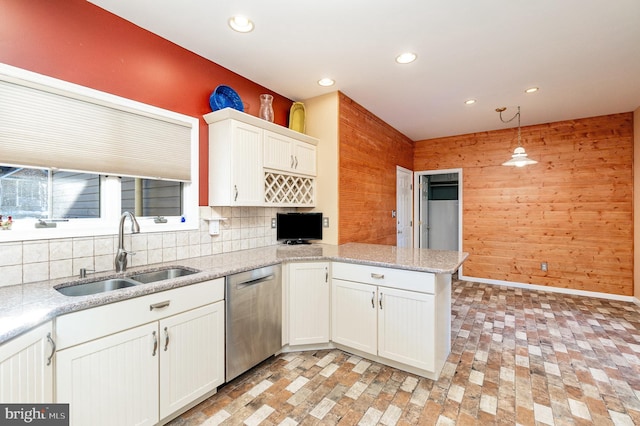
235,274,275,289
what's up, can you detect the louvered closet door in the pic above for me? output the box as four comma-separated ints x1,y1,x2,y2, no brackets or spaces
56,323,159,426
159,301,225,420
377,287,435,371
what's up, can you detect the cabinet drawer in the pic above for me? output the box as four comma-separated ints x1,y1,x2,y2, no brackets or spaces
56,279,224,350
332,262,435,294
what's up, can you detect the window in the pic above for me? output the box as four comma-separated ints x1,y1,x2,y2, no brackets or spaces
0,63,199,241
0,166,100,219
121,177,183,217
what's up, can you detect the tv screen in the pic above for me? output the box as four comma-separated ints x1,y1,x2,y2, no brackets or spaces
276,212,323,244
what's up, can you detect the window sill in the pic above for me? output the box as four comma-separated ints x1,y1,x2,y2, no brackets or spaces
0,218,199,243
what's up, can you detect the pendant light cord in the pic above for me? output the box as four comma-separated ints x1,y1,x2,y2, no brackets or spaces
496,106,522,147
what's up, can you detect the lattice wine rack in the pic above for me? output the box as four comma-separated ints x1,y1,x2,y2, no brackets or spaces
264,172,315,206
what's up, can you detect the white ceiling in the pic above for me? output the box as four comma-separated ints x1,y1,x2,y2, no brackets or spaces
89,0,640,141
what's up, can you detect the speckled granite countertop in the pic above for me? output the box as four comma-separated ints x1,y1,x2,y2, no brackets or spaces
0,242,468,345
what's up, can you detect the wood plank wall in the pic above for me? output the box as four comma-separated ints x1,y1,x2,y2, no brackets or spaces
414,113,633,296
338,93,414,245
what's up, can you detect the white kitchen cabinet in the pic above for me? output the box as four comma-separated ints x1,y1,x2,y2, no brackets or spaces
56,322,159,426
0,321,54,403
159,302,225,420
207,118,264,206
287,262,330,346
264,130,316,176
331,262,450,379
205,108,318,207
377,286,435,371
55,279,225,426
331,279,377,355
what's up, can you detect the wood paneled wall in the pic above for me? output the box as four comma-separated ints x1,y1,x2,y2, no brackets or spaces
414,113,633,295
338,93,414,245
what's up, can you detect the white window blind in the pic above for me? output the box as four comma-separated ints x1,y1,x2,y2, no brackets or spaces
0,79,191,181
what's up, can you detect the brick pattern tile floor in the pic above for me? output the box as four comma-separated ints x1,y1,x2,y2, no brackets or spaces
168,280,640,425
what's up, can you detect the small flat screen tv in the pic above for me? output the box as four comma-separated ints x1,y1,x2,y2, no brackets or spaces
277,212,323,244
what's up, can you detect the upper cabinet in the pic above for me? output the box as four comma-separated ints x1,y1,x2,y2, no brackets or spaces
205,108,318,207
207,118,264,206
264,130,316,176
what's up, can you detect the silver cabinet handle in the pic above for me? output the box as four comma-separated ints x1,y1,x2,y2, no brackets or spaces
325,267,328,283
46,332,56,366
234,185,238,202
371,273,384,279
294,156,298,168
152,331,158,356
379,293,383,310
371,291,375,308
150,300,170,311
163,326,169,352
291,155,295,168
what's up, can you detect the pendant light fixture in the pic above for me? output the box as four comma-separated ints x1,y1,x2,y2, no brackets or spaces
496,106,537,167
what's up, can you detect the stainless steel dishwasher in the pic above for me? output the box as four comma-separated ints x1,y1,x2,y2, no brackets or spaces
225,265,282,382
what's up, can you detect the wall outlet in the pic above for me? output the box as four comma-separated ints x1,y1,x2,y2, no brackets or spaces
323,217,330,228
541,262,548,272
271,218,277,228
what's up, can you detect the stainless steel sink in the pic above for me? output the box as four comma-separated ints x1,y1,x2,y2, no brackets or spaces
55,278,139,297
55,267,199,297
128,267,197,284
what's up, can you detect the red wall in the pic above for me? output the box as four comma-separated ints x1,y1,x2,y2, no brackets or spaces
0,0,293,205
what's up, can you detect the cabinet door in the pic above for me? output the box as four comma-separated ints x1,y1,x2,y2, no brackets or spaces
264,131,294,172
289,262,330,346
293,141,316,176
331,279,377,356
378,287,435,371
56,323,159,426
231,121,264,205
159,301,225,420
264,130,316,176
0,322,53,403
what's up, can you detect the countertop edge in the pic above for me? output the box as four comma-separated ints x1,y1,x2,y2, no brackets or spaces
0,245,469,345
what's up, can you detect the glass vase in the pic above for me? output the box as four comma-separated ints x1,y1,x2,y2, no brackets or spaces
259,94,274,122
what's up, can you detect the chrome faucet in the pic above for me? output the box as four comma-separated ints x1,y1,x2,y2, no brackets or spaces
115,211,140,272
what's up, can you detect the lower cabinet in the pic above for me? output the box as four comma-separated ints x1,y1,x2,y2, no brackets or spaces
159,303,225,419
0,321,54,403
331,262,449,378
287,262,330,346
55,279,225,426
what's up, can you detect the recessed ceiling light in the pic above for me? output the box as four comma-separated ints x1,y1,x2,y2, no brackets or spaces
464,99,477,105
318,78,335,87
395,52,417,64
525,87,539,94
228,15,254,33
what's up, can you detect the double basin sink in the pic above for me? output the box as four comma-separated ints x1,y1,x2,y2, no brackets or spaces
55,267,198,297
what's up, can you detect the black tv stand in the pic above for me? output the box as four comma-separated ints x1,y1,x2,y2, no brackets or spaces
284,239,311,245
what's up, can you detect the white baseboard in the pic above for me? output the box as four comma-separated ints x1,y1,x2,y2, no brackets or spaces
459,274,637,303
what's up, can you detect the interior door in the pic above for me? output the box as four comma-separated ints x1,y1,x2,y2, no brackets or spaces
396,166,413,247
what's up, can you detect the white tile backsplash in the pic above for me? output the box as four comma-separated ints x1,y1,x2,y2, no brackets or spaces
0,207,290,287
